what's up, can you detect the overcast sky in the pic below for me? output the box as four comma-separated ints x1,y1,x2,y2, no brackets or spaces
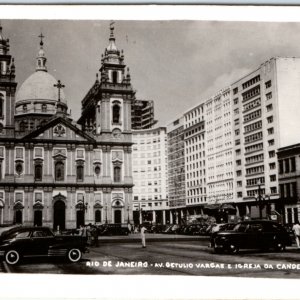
3,19,300,126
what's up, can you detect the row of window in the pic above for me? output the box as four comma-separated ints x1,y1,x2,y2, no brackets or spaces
278,157,296,174
19,162,121,182
242,75,261,90
244,131,263,144
244,120,262,134
242,85,260,102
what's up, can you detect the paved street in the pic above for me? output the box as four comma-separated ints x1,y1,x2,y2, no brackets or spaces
2,235,300,278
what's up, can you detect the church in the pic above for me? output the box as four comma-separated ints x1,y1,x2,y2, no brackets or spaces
0,23,134,230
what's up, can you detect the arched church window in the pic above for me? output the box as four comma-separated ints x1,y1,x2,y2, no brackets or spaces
112,104,120,124
35,164,43,181
20,121,26,132
95,210,101,223
113,166,121,182
112,71,118,83
15,162,23,175
76,165,84,182
0,94,3,117
95,165,101,176
55,161,64,181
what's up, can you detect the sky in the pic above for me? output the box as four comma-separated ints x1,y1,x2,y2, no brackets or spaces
3,19,300,126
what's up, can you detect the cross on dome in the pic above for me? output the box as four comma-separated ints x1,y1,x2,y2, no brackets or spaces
54,80,65,102
38,33,44,46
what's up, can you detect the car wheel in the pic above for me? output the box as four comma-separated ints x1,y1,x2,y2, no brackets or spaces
213,246,223,254
274,241,285,252
5,250,20,265
227,243,239,254
67,248,82,263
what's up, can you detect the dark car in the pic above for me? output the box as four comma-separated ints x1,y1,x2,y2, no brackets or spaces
0,226,89,265
98,224,130,236
212,220,292,254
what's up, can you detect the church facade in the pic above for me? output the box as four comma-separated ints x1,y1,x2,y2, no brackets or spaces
0,24,134,230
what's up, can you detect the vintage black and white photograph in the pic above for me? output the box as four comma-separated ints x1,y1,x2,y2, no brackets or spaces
2,7,300,291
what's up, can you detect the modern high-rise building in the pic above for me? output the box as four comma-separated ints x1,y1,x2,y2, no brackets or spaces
132,127,169,225
167,117,186,224
183,102,206,218
132,99,157,129
167,57,300,222
231,57,300,219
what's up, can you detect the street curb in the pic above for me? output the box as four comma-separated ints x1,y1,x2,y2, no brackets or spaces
97,236,210,243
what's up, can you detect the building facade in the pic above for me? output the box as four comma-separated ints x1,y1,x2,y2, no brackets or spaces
167,117,186,223
132,127,169,225
132,99,157,129
183,103,207,218
0,24,134,229
277,144,300,224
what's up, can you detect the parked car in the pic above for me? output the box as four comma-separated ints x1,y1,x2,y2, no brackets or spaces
212,220,292,254
98,224,130,236
0,226,89,265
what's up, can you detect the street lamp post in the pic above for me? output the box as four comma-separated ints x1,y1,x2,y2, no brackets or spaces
105,203,108,224
80,200,88,226
127,204,130,224
256,179,270,220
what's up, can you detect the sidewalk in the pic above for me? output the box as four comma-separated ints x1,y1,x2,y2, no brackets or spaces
97,233,209,243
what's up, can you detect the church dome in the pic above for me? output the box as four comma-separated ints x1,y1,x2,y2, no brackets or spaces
16,71,65,103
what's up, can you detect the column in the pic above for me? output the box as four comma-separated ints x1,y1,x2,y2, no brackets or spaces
152,210,156,224
170,211,173,224
162,210,166,225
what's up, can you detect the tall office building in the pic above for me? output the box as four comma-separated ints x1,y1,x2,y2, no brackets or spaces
132,100,157,129
167,117,186,224
132,127,169,225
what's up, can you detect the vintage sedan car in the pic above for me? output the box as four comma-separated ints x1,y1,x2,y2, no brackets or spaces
0,226,89,265
212,220,292,254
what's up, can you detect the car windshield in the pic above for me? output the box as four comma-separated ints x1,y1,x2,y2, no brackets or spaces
233,223,249,232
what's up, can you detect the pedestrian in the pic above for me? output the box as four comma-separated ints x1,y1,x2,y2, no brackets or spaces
91,225,99,247
131,224,135,234
292,221,300,248
140,225,147,248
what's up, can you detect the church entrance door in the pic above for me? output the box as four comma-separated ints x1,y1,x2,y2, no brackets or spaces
114,210,122,224
76,210,84,228
34,210,42,227
53,200,65,231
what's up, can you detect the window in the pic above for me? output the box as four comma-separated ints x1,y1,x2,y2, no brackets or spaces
269,151,275,158
267,116,273,123
34,164,43,181
285,159,290,173
233,98,238,105
237,192,242,198
265,80,272,88
15,163,23,175
233,87,238,95
270,175,276,182
268,139,275,146
112,71,118,84
0,94,3,117
95,165,101,176
114,166,121,182
112,104,120,124
270,187,277,194
95,210,101,223
76,165,84,181
291,157,296,172
267,127,274,135
266,104,273,112
266,92,272,100
269,162,276,170
55,161,64,181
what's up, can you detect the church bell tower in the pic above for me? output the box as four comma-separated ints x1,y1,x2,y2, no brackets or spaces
0,24,17,136
78,22,135,137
